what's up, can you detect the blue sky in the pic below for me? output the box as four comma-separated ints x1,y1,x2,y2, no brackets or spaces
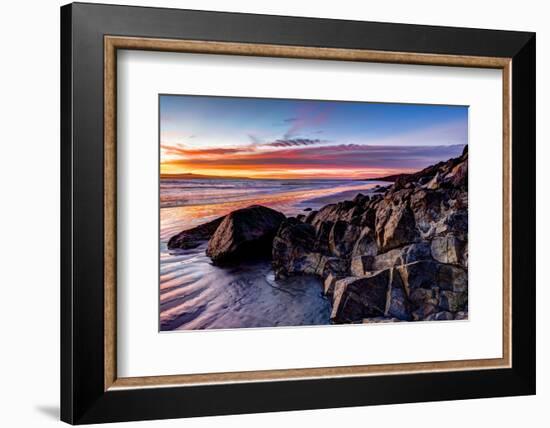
160,95,467,179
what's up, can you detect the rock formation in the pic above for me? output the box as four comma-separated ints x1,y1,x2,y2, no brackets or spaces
206,205,286,265
167,216,225,250
272,146,468,323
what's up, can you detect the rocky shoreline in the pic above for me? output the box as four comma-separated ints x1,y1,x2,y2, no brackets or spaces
168,146,468,324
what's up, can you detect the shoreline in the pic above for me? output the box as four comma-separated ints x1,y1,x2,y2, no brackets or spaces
159,182,382,330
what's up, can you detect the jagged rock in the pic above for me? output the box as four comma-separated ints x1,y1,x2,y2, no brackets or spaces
296,214,306,222
328,220,361,257
372,241,432,270
304,210,318,224
268,147,468,324
362,317,400,323
425,311,454,321
396,260,440,292
448,161,467,187
167,216,225,250
437,264,467,292
351,227,378,257
409,286,440,307
454,311,468,320
311,223,329,253
331,272,390,323
352,193,369,205
412,303,438,321
350,255,374,276
323,272,343,297
316,256,348,278
206,205,285,265
430,235,464,264
375,195,418,252
385,268,412,320
272,218,317,277
304,207,312,211
439,290,468,312
426,172,442,190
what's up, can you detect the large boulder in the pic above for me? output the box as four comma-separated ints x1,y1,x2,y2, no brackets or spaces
167,216,225,250
206,205,285,265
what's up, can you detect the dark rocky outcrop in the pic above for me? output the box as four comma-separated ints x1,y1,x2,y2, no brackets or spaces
206,205,286,265
272,147,469,323
167,216,225,250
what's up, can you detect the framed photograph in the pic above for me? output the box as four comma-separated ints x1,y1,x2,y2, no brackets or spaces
61,2,536,424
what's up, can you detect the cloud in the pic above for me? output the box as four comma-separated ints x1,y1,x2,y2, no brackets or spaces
247,134,262,145
283,106,332,139
162,143,465,176
264,138,324,148
161,144,248,157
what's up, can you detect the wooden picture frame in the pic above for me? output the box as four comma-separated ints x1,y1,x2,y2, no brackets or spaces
61,2,535,424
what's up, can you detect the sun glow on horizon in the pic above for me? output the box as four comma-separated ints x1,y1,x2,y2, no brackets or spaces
160,95,468,180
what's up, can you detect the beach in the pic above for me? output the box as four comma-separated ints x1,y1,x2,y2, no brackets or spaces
160,178,387,331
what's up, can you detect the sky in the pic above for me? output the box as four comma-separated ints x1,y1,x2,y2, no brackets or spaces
160,95,468,179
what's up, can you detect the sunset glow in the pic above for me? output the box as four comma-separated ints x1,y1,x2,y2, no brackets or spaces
160,95,467,179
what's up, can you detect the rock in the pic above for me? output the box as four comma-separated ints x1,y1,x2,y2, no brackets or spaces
304,207,312,211
375,196,418,252
328,220,361,257
304,210,318,224
323,272,343,297
426,172,442,190
350,255,374,276
409,287,440,307
430,235,465,265
351,227,378,257
439,290,468,312
396,260,439,292
358,207,377,229
412,303,438,321
384,268,411,320
410,188,468,241
372,241,432,270
425,311,454,321
167,216,225,250
268,147,469,323
206,205,285,265
272,219,317,278
310,204,341,228
362,317,400,323
316,256,348,278
296,214,306,222
448,161,467,187
312,220,333,254
437,264,467,292
331,271,390,323
371,247,402,270
353,193,369,205
454,311,468,320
